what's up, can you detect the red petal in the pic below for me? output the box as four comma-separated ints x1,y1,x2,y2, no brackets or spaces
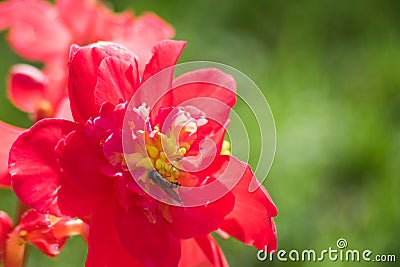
153,68,236,154
7,64,48,113
94,56,139,106
86,199,146,267
0,211,13,259
179,235,229,267
56,128,114,196
168,186,235,239
134,40,186,120
171,68,236,123
115,201,181,267
9,119,108,217
219,156,278,252
0,121,23,188
68,42,137,122
142,40,186,81
0,0,72,62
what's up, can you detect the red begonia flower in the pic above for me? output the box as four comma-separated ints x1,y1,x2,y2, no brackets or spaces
9,40,277,266
3,209,87,266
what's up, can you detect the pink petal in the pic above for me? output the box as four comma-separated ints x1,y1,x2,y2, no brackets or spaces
94,56,140,107
179,235,229,267
115,201,181,267
9,119,108,217
7,64,48,113
0,0,72,62
55,0,97,44
0,121,23,188
41,64,69,109
219,155,278,252
68,42,137,122
86,199,146,267
54,97,73,121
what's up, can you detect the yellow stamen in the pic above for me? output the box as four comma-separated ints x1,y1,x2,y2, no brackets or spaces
160,152,167,161
19,230,27,237
178,147,187,156
221,140,231,155
146,145,159,159
155,158,166,171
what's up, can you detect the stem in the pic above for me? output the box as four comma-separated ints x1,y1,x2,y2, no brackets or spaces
14,201,29,225
4,231,26,267
8,200,30,267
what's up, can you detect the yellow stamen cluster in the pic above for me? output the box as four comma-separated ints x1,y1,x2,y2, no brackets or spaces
145,128,189,184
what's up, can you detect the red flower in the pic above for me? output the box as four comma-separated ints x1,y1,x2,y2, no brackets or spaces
9,40,277,266
1,209,87,265
0,0,174,120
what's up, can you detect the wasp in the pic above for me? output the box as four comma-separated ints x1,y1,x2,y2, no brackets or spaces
149,170,182,204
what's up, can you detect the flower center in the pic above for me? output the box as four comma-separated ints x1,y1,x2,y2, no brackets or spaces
144,125,190,185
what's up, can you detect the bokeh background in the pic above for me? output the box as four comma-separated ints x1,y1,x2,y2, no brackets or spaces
1,0,399,266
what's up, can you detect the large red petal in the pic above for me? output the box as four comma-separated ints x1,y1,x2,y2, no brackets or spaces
0,121,23,188
94,56,140,107
86,199,146,267
115,201,181,267
9,119,109,217
168,187,235,239
219,155,278,252
0,0,72,62
136,40,186,121
9,119,77,215
179,235,229,267
68,42,137,122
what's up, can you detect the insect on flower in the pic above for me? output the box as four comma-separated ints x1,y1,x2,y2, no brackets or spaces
148,169,182,205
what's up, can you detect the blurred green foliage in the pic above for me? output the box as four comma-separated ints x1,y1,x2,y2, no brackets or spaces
1,0,399,266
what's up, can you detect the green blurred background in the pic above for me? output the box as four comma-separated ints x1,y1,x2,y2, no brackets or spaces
1,0,399,266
